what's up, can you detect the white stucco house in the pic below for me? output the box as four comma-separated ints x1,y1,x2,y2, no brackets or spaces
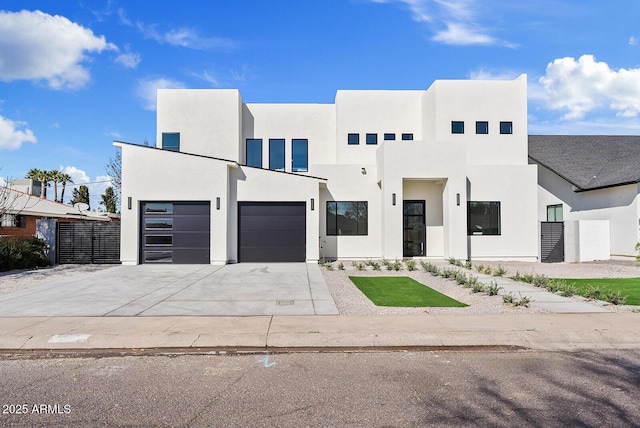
115,75,540,265
529,135,640,261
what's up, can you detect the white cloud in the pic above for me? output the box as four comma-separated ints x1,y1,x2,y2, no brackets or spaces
369,0,507,46
136,21,236,50
469,68,521,80
539,54,640,120
630,36,638,46
0,115,37,150
115,50,141,69
136,77,186,111
59,166,112,208
0,10,116,89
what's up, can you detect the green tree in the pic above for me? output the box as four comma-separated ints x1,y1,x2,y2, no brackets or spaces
58,173,73,204
100,187,117,213
70,185,90,209
49,170,64,203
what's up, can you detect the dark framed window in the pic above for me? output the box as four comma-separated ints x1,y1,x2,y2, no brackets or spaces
384,133,396,141
366,133,377,145
500,121,513,134
467,201,501,235
401,133,414,141
348,133,359,145
547,204,563,222
451,121,464,134
145,203,173,214
0,214,26,228
144,251,173,263
246,138,262,168
161,133,180,152
326,201,368,236
292,138,308,172
476,121,489,134
145,235,173,246
269,138,285,171
145,218,173,230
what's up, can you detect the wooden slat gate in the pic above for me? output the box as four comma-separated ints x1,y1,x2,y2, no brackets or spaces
57,222,121,264
541,221,564,263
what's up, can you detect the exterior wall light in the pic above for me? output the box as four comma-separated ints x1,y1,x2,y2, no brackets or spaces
127,197,132,210
216,197,221,210
456,193,460,206
361,168,367,175
392,193,396,206
311,198,315,210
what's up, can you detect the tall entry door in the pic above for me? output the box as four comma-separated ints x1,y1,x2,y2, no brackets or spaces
403,200,426,257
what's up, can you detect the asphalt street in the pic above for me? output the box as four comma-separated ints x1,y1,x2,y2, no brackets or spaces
1,349,639,427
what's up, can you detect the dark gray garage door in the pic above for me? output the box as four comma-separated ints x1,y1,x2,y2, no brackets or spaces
238,202,306,262
140,201,210,264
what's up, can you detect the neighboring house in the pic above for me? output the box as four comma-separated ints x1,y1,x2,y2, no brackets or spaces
116,75,539,265
529,135,640,261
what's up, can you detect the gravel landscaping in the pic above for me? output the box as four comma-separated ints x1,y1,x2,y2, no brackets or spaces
322,259,640,315
0,264,117,295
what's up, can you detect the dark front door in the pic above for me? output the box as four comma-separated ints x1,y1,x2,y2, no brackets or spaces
238,202,306,262
403,200,425,257
541,221,564,263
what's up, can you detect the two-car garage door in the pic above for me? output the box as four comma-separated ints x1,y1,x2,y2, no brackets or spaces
141,201,306,263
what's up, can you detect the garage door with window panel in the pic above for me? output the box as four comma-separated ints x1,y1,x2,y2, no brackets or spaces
140,201,210,264
238,202,306,262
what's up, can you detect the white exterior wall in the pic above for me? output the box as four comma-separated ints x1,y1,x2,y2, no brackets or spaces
537,164,639,256
117,143,232,265
564,220,610,262
242,103,336,171
157,89,242,161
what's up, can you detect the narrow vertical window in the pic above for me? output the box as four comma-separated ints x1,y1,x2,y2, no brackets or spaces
451,122,464,134
246,138,262,168
292,139,308,172
269,138,285,171
500,122,513,134
162,133,180,152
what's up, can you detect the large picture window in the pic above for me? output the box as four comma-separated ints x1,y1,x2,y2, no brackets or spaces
246,138,262,168
292,139,308,172
326,201,368,236
269,138,285,171
467,201,501,235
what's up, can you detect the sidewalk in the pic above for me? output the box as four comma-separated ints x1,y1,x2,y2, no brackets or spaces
1,312,638,354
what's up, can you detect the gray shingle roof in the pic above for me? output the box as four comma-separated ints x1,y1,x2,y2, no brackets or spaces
528,135,640,191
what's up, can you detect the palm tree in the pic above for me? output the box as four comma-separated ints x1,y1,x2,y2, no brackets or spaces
49,170,64,203
59,173,73,204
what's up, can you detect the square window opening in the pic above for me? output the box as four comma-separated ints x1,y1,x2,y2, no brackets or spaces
452,121,464,134
467,201,501,235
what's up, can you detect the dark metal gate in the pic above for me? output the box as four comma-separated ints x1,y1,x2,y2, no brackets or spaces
57,222,121,264
541,221,564,263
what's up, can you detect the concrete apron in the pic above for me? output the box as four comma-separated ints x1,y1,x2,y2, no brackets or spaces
0,263,339,317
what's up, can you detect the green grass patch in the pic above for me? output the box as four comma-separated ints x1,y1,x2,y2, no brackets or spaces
349,276,468,307
554,278,640,305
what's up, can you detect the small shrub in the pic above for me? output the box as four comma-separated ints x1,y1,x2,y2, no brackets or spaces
532,274,549,288
511,270,523,282
604,290,627,305
365,259,376,267
337,262,345,270
391,259,403,271
355,262,365,271
502,293,515,304
381,258,392,268
493,265,507,277
503,293,532,307
405,260,417,271
471,282,486,293
559,283,578,297
371,261,381,271
464,260,473,270
454,271,468,286
447,257,464,267
485,280,501,296
441,267,457,279
475,264,485,273
324,263,334,271
584,285,606,300
483,266,493,275
0,236,50,272
520,272,535,284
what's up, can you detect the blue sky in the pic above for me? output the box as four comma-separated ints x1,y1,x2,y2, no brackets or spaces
1,1,640,206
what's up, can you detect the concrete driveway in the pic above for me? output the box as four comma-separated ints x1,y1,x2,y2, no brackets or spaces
0,263,339,317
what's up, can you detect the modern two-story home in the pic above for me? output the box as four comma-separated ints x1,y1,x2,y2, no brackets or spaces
116,75,539,265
